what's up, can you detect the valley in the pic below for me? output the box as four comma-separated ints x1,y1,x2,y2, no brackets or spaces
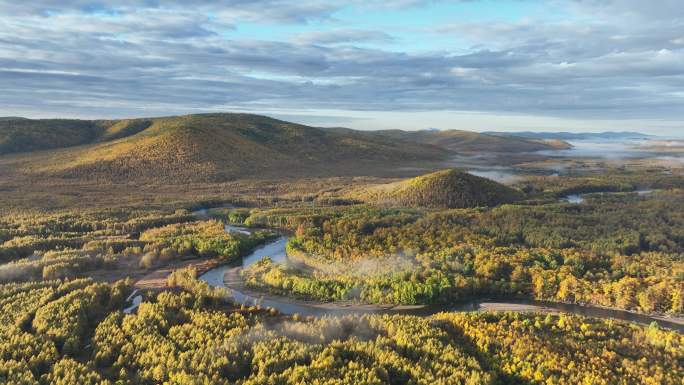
4,2,684,383
1,114,683,385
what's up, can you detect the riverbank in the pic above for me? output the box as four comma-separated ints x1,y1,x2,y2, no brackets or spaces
135,258,221,289
224,265,424,312
206,262,684,331
187,210,684,331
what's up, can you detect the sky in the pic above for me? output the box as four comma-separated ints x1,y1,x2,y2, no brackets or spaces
0,0,683,134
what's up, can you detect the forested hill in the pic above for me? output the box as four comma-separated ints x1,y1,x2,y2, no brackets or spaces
348,168,524,208
323,127,571,152
1,115,568,158
0,113,572,184
0,114,448,182
0,118,157,155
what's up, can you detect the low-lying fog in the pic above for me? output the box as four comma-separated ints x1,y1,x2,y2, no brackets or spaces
540,139,654,159
455,136,684,184
467,170,524,184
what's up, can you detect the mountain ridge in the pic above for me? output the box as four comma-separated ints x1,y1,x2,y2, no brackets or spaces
0,113,448,182
1,115,573,157
321,127,571,152
0,114,577,184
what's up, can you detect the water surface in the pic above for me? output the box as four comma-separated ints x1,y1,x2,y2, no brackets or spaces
199,226,684,331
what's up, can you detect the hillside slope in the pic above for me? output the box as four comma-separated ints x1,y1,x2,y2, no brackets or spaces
348,168,524,208
322,127,570,153
376,129,571,152
0,119,101,154
8,114,448,182
0,118,157,155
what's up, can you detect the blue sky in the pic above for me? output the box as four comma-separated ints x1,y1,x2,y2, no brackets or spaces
0,0,683,134
231,2,555,50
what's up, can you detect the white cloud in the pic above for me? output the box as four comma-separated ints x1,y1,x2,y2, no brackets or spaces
0,0,682,129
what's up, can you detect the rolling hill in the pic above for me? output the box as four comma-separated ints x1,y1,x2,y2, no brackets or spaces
0,118,158,155
322,127,570,153
2,114,448,182
347,168,524,208
415,130,570,152
0,118,102,154
0,114,576,184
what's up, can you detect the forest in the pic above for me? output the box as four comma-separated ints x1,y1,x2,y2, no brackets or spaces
1,276,681,385
1,167,683,384
238,190,684,314
0,209,275,285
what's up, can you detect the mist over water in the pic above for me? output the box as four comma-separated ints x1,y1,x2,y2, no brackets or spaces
655,156,684,168
467,170,524,185
450,136,684,185
564,195,584,204
541,139,645,158
444,154,527,184
542,137,684,161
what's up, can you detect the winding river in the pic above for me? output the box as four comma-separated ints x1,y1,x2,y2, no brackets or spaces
197,223,684,331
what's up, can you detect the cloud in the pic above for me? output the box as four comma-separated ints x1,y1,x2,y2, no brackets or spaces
569,0,684,20
0,0,682,127
293,29,395,45
0,1,439,23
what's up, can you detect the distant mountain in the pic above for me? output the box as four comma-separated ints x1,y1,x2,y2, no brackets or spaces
347,168,524,209
0,117,29,121
0,114,580,184
322,128,571,152
483,131,654,141
1,114,447,182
